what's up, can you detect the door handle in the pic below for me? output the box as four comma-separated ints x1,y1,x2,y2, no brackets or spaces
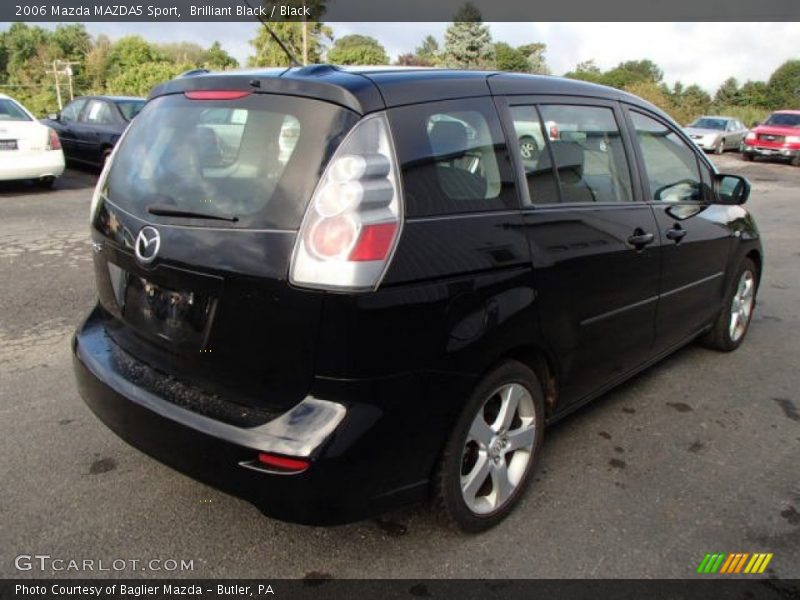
627,229,655,249
666,226,687,242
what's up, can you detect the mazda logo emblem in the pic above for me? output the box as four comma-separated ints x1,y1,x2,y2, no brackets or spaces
134,226,161,264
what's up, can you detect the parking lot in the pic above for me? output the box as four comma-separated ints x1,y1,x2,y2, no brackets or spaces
1,154,798,579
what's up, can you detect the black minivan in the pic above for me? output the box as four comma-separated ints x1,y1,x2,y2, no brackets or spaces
73,66,762,531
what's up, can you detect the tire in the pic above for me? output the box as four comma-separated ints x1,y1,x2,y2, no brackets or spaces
519,136,539,160
33,176,55,189
742,152,754,162
791,154,800,167
701,258,758,352
715,139,725,155
433,360,545,533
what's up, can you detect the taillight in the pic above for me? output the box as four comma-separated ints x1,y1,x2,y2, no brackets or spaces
290,112,403,291
46,128,61,151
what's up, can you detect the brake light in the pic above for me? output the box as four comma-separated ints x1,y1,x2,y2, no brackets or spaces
46,128,61,151
257,452,310,472
290,112,403,291
184,90,250,100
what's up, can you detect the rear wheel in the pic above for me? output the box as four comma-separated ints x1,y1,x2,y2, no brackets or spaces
433,360,545,532
702,258,757,351
33,176,55,189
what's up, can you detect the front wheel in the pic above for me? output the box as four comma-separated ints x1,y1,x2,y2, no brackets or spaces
715,139,725,155
433,360,545,532
791,154,800,167
742,152,754,162
701,258,758,351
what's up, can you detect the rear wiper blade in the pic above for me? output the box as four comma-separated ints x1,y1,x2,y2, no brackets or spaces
147,204,239,222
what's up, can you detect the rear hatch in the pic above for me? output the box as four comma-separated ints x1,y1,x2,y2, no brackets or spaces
90,89,360,415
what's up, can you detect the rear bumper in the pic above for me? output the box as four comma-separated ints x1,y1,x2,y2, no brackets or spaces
0,151,65,181
72,308,458,524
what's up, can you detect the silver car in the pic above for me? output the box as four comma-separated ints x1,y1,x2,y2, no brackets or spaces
684,116,749,154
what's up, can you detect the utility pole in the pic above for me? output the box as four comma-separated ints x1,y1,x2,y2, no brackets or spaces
52,61,63,111
50,60,80,110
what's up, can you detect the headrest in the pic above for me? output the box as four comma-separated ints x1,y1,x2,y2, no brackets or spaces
429,120,468,159
550,141,585,172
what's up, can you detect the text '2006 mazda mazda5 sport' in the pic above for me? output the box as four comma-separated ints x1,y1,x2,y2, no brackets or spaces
73,66,762,532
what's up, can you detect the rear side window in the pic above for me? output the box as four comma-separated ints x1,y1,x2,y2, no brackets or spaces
389,98,517,217
630,111,703,202
83,100,116,125
104,93,358,229
539,105,633,204
0,98,31,121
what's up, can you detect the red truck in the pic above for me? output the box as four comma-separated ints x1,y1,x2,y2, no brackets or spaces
742,110,800,166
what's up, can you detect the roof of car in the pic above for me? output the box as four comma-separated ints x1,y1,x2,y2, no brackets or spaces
773,109,800,115
150,64,666,119
81,95,146,102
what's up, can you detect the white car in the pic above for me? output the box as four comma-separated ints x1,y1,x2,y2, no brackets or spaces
0,94,65,188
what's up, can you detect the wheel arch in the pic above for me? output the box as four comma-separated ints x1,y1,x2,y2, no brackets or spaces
503,345,559,417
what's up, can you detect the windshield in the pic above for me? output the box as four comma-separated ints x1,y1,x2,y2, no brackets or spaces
689,118,727,130
764,113,800,128
104,93,358,229
0,98,31,121
115,99,146,121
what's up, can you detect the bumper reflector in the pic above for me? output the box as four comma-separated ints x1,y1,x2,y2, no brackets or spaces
257,452,310,472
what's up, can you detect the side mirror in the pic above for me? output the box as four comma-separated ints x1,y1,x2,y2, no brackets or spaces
48,113,59,121
716,173,750,205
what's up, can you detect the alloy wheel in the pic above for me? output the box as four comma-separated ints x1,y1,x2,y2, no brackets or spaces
460,383,536,515
729,270,755,342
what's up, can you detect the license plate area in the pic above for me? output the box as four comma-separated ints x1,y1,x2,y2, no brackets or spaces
0,139,18,151
109,262,219,351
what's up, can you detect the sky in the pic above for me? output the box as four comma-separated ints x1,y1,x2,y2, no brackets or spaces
5,21,799,93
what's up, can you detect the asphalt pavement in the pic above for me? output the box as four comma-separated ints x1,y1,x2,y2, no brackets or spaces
1,154,798,579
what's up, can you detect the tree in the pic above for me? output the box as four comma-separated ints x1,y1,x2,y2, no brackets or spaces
156,42,206,66
494,42,528,72
107,36,165,79
740,80,769,107
442,3,494,69
327,34,388,65
84,34,112,92
564,59,605,84
204,41,238,70
766,59,800,108
106,61,188,97
416,35,440,62
714,77,741,106
517,43,550,75
249,22,331,67
604,59,663,89
395,53,434,67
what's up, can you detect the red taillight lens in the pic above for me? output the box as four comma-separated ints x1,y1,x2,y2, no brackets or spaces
184,90,251,101
47,128,61,150
349,222,398,261
309,215,359,259
257,453,310,472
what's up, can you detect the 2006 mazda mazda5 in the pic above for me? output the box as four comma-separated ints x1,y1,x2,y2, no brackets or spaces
73,65,762,531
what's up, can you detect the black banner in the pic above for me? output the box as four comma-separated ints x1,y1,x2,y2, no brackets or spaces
3,580,800,600
3,0,800,22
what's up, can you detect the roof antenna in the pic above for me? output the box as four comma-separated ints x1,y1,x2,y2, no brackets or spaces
242,0,301,67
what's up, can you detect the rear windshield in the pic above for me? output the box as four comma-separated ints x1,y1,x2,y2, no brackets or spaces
114,99,145,121
764,113,800,128
104,93,358,229
0,98,31,121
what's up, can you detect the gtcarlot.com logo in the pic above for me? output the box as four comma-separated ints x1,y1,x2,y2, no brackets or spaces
15,554,194,572
696,552,773,574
